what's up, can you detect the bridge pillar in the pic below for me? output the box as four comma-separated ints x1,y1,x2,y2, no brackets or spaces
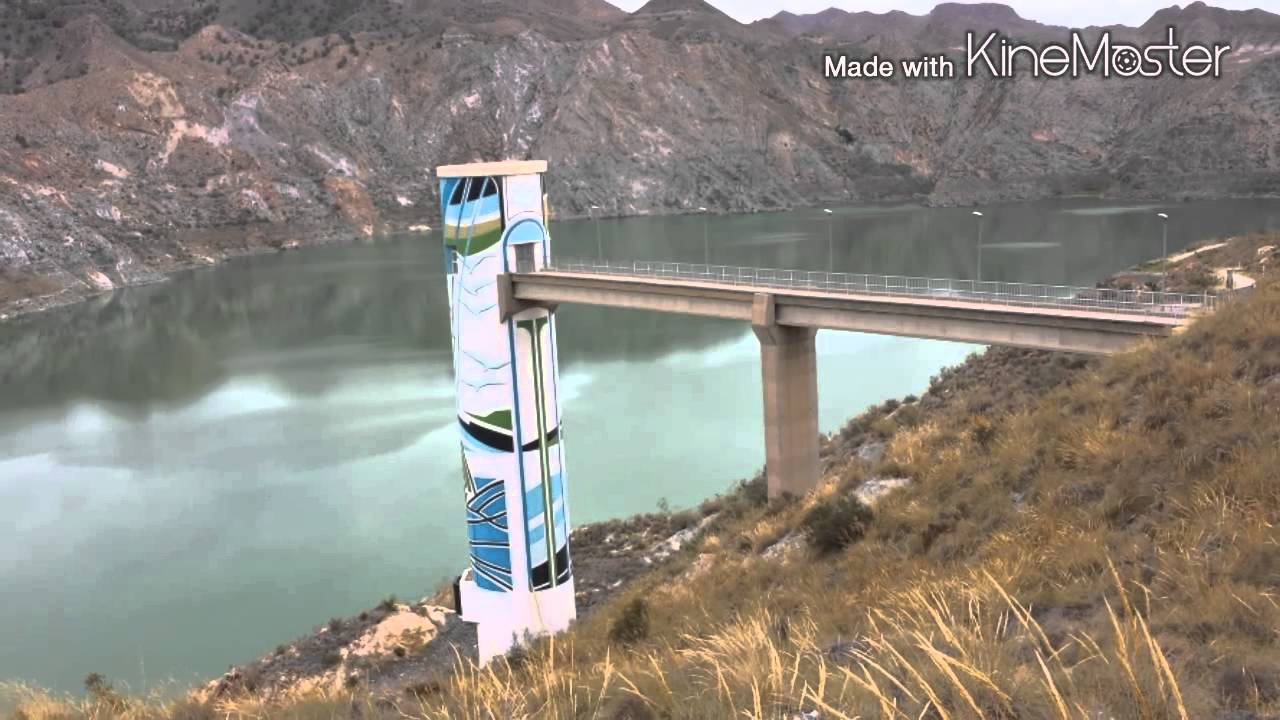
751,294,821,499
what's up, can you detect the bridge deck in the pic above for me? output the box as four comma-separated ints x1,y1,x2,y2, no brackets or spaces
505,259,1213,354
540,259,1211,319
533,270,1190,327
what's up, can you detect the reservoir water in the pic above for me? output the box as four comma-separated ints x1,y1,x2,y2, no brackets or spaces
2,197,1278,693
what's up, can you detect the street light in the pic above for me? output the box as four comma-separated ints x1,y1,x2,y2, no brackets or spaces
590,204,602,260
972,211,985,284
698,206,709,265
823,208,834,272
1156,212,1169,294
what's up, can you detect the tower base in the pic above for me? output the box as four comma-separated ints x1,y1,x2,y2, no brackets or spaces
459,569,577,665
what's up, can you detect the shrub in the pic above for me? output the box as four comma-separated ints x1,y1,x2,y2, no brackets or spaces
608,597,650,646
378,595,398,613
698,496,724,516
870,416,898,439
739,473,768,507
83,672,109,695
405,680,442,699
504,642,531,669
720,473,768,519
894,404,922,428
969,415,997,448
327,617,344,633
800,494,873,555
875,460,910,479
84,673,126,711
765,492,798,517
667,509,699,533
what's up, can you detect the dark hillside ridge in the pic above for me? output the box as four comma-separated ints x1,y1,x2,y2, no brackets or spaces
1,1,1279,320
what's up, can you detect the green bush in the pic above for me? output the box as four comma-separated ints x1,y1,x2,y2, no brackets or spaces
801,494,873,555
608,597,650,646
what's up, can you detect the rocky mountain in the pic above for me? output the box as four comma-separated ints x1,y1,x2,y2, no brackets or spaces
1,0,1279,317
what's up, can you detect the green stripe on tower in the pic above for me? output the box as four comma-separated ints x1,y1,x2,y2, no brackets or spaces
519,317,557,587
471,409,513,430
447,225,503,257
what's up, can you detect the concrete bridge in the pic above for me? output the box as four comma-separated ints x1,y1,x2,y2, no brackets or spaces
498,258,1216,498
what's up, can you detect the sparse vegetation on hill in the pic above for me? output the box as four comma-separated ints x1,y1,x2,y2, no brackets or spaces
5,234,1278,719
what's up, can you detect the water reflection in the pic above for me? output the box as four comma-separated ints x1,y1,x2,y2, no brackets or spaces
0,242,744,417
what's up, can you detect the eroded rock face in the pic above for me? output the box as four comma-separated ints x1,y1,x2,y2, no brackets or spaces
2,1,1279,317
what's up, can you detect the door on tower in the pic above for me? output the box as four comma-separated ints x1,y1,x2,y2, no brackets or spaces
515,243,535,274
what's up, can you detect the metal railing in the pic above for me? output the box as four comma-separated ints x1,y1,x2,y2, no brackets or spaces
537,258,1217,319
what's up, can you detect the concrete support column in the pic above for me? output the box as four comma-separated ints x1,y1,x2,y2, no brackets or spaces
751,293,821,499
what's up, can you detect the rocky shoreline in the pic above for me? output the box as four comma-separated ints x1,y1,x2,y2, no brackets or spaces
0,218,424,322
198,507,728,702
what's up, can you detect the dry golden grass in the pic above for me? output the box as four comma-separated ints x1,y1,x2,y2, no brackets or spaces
8,244,1280,720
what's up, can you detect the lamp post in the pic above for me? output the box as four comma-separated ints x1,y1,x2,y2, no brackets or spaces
971,211,985,284
590,204,602,260
823,208,834,272
698,206,709,266
1156,212,1169,294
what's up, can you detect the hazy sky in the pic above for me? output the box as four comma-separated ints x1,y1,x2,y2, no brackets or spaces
604,1,1279,27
